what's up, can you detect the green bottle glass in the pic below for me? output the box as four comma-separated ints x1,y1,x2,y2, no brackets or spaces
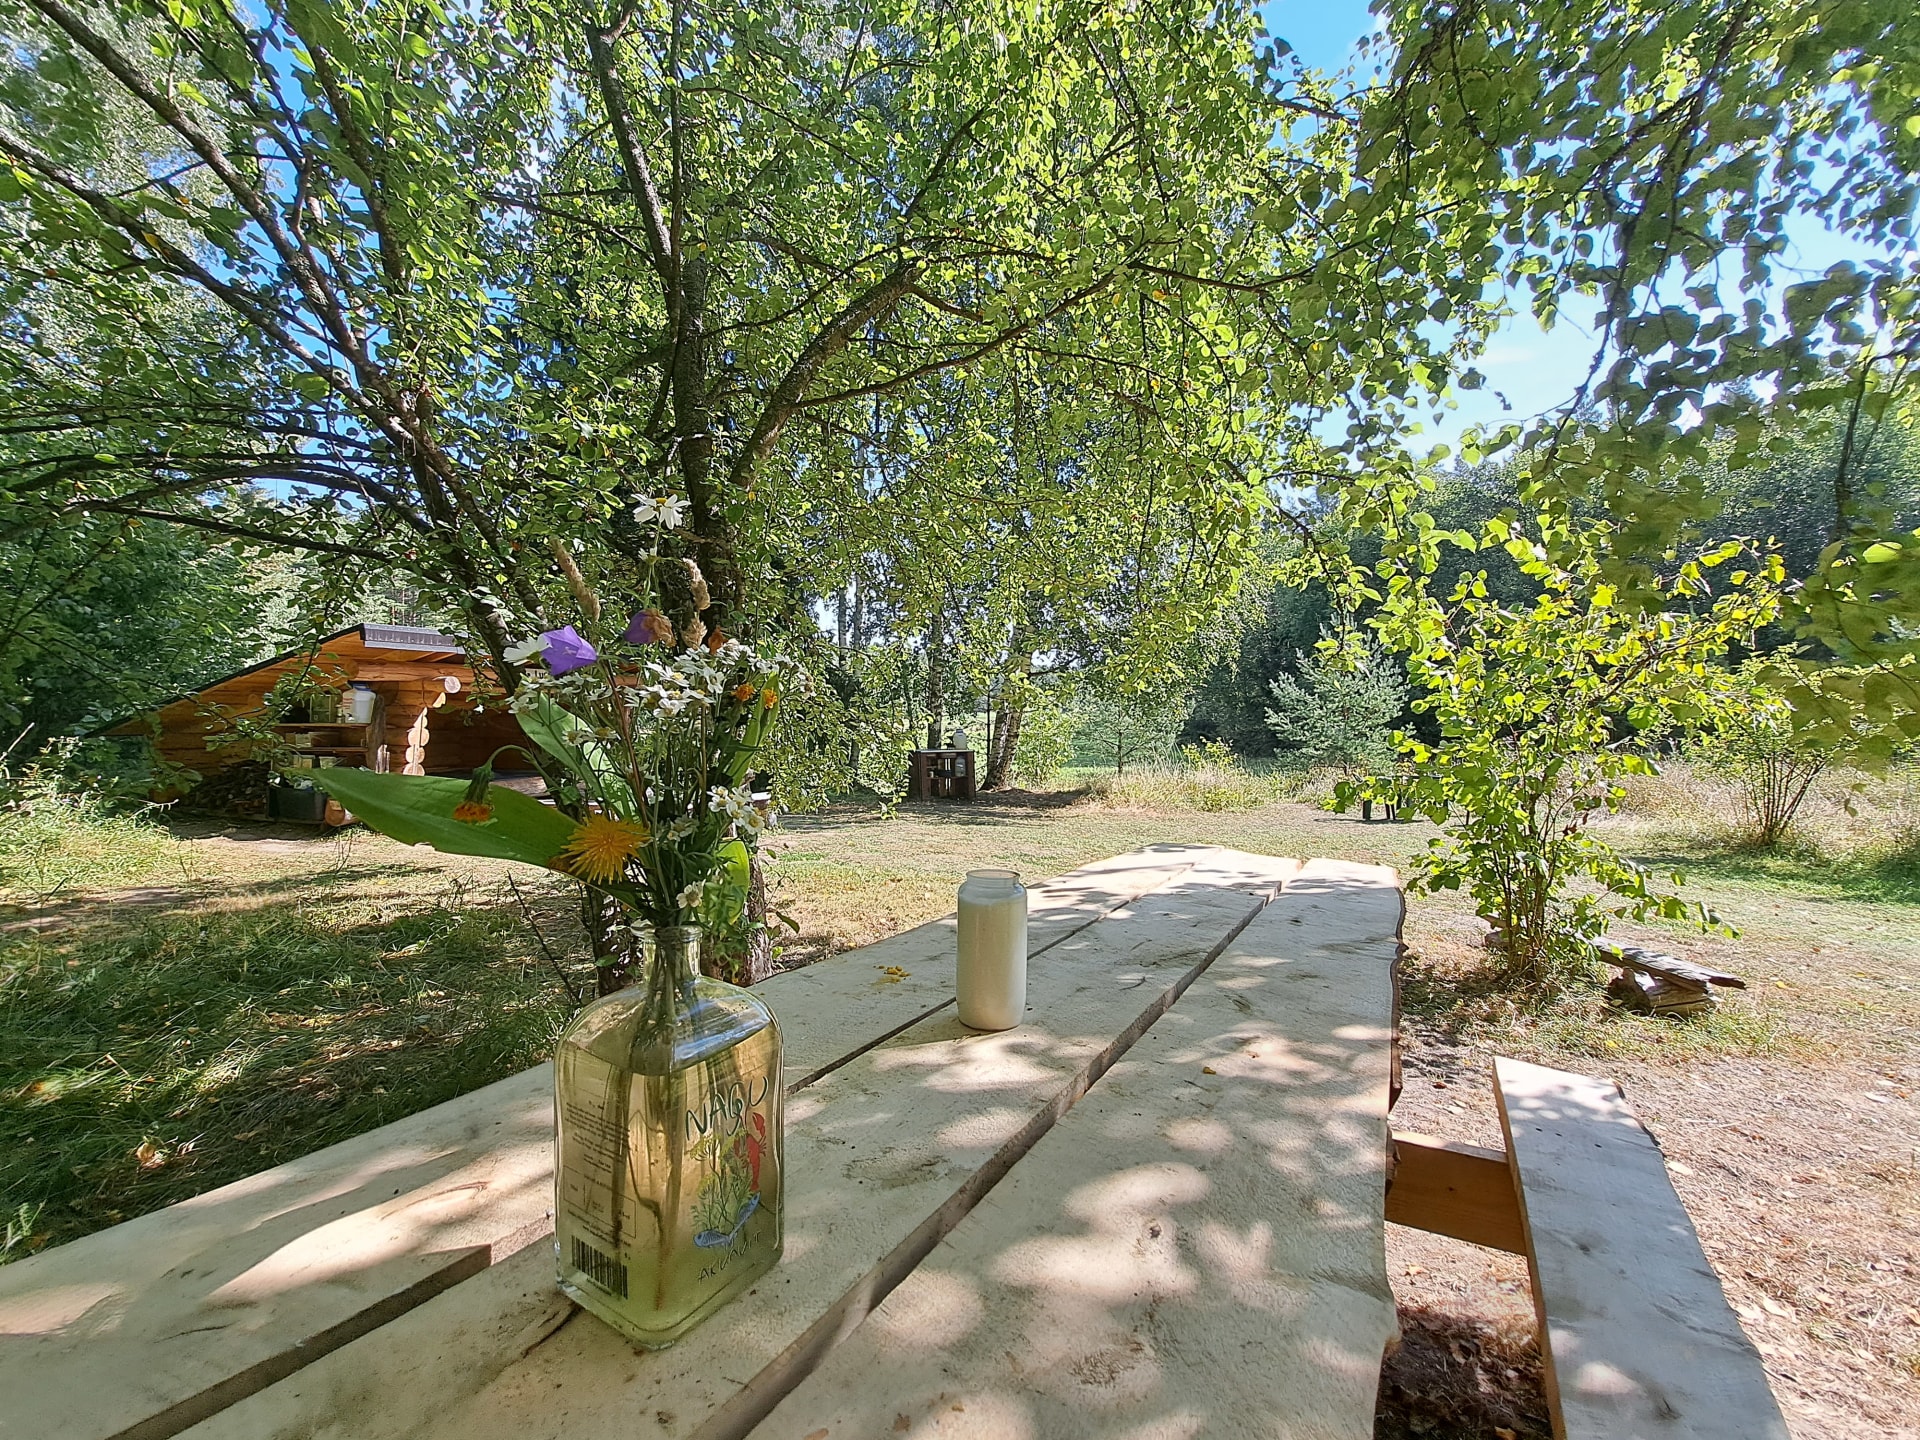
553,924,784,1347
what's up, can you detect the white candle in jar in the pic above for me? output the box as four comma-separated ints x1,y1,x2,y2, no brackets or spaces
956,868,1027,1030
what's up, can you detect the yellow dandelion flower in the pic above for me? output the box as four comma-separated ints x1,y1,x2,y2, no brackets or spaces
452,800,493,824
554,814,649,885
759,686,778,709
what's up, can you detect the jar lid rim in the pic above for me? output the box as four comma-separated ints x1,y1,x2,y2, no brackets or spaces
965,867,1020,881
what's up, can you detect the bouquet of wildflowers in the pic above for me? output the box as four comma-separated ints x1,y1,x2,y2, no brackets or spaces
316,499,804,941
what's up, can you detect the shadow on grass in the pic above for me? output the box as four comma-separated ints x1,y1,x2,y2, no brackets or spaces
1,861,457,939
1398,946,1792,1071
0,893,583,1260
1629,835,1920,908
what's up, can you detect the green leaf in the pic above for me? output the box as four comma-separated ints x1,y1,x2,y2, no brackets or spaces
314,769,576,869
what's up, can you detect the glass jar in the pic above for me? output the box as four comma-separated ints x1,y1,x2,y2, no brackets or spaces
956,868,1027,1030
553,924,784,1348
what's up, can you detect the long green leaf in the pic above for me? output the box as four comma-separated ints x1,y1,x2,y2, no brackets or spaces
516,695,635,808
313,769,576,869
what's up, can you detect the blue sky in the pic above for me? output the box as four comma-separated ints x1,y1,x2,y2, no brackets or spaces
1261,1,1887,451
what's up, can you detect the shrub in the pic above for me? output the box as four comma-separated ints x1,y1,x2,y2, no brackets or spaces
1357,526,1774,986
1010,701,1075,787
1687,662,1864,848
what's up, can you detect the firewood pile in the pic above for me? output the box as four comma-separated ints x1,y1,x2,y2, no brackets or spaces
178,761,271,818
1592,939,1746,1017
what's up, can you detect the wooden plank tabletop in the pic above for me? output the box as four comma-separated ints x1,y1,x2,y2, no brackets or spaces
1495,1057,1789,1440
2,846,1404,1440
752,858,1403,1440
185,849,1303,1440
0,847,1199,1440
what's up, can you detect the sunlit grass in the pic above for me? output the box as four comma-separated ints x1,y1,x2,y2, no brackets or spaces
0,895,578,1258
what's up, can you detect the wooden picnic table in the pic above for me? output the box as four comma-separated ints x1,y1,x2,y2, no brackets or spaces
0,845,1404,1440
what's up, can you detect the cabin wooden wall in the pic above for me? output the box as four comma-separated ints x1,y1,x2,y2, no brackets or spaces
127,644,518,788
423,708,531,774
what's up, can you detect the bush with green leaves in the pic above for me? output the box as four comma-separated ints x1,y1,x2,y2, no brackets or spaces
1265,634,1407,776
1350,519,1781,984
1010,701,1075,788
1687,661,1896,849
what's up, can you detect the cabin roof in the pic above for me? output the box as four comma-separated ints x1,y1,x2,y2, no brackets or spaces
99,624,470,735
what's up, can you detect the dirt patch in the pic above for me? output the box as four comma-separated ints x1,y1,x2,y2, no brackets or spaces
1375,1303,1550,1439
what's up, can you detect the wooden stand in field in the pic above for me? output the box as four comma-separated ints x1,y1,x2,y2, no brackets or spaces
907,746,976,800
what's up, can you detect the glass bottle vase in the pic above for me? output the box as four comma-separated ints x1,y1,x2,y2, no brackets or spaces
553,924,784,1348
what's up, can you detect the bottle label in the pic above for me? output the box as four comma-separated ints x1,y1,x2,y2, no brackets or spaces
687,1078,771,1251
557,1060,627,1253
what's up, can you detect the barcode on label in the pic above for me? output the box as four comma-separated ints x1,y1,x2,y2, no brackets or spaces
571,1236,628,1299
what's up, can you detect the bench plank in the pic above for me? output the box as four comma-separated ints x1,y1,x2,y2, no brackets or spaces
749,858,1403,1440
0,848,1199,1440
1588,940,1745,990
1494,1057,1788,1440
182,852,1298,1440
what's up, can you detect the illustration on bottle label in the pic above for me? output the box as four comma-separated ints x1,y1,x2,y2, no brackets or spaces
691,1108,768,1248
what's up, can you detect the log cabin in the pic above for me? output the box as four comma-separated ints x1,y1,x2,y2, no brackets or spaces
104,624,532,824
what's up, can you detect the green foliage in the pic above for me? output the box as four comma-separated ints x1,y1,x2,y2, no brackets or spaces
1350,513,1783,984
1010,699,1075,789
0,518,278,738
1073,688,1191,774
1265,632,1408,776
0,0,1503,800
1185,560,1335,755
312,770,579,871
1686,661,1899,849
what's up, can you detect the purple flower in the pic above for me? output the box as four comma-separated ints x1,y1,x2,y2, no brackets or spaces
622,608,674,646
541,626,599,676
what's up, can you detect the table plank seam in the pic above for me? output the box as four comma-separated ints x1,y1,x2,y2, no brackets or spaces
687,873,1288,1440
785,860,1200,1094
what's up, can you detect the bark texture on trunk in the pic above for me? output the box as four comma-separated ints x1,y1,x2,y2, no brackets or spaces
924,611,946,749
582,886,642,997
982,629,1032,790
983,699,1024,789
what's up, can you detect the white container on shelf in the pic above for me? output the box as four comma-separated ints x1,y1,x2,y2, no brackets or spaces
344,683,377,723
956,868,1027,1031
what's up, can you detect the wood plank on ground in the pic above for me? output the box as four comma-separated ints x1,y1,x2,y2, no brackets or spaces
1494,1056,1789,1440
0,848,1196,1440
749,857,1403,1440
181,850,1298,1440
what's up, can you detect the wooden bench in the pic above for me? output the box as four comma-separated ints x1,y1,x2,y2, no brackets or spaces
1589,939,1747,1017
1387,1057,1788,1440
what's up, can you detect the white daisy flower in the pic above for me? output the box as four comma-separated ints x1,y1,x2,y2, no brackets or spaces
633,495,690,529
